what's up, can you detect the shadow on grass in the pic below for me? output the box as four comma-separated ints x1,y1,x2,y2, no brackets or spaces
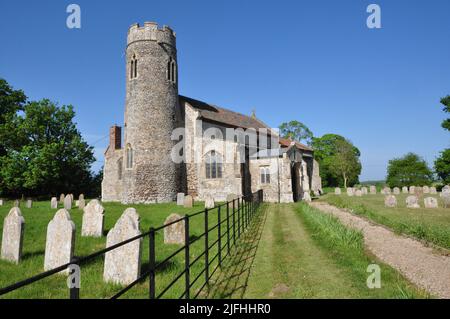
22,250,45,261
202,206,267,299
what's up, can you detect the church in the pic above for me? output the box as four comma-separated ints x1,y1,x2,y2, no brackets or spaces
101,22,322,204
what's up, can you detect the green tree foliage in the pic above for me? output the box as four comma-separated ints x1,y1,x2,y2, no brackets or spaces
311,134,361,187
0,79,97,197
279,120,313,145
440,95,450,131
386,153,433,187
434,149,450,185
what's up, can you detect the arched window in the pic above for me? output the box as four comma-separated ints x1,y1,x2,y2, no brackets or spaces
130,54,137,79
118,158,123,180
205,151,222,179
260,167,270,184
167,57,177,84
126,144,133,169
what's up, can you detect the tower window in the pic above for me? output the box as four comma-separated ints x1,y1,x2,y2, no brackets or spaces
205,151,222,179
167,57,177,84
126,144,133,169
130,54,138,79
260,167,271,184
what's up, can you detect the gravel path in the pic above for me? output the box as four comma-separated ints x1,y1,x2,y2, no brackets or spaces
310,201,450,299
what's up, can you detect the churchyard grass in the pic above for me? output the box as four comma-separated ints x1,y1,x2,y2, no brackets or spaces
0,200,226,299
320,194,450,250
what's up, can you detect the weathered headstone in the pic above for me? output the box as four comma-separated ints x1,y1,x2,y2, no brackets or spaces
335,188,341,195
424,197,438,209
14,200,20,207
44,209,75,272
423,186,430,194
1,207,25,264
0,199,3,206
393,187,400,195
406,195,420,209
205,195,215,209
415,186,423,196
402,186,408,194
59,194,65,204
103,208,141,285
355,190,363,197
64,195,72,210
409,186,416,195
302,191,312,202
384,195,397,208
25,199,32,208
75,200,79,207
176,193,185,206
184,195,194,208
226,194,238,202
163,213,185,244
346,188,354,197
429,187,437,194
369,186,376,195
51,197,58,209
442,192,450,208
78,194,85,210
82,199,105,237
361,187,368,195
383,187,391,195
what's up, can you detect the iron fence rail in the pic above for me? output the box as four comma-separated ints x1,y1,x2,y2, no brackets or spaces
0,190,263,299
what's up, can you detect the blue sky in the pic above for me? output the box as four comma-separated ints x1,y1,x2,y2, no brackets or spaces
0,0,449,181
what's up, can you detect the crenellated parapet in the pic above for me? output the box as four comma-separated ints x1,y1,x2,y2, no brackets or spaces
127,22,176,48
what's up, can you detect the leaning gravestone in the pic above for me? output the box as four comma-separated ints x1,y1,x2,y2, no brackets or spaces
361,187,368,195
82,200,104,237
424,197,438,209
64,195,72,210
409,186,416,195
393,187,400,195
384,195,397,208
184,195,194,208
44,209,75,272
51,197,58,209
59,194,65,204
176,193,185,206
347,188,354,197
406,195,420,209
205,195,215,209
423,186,430,194
369,186,376,195
335,188,341,195
303,191,312,202
355,190,363,197
164,213,185,244
1,207,25,264
430,187,437,194
104,208,141,285
402,186,408,194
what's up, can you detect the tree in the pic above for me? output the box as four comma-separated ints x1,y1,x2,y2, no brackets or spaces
434,149,450,185
327,139,362,188
311,134,361,187
440,95,450,131
386,153,433,187
0,79,96,197
279,120,313,145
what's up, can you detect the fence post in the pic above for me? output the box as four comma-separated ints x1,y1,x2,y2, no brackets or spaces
149,227,156,299
218,206,222,267
237,198,241,238
69,257,79,299
232,199,236,246
184,215,190,299
204,208,209,287
226,202,230,254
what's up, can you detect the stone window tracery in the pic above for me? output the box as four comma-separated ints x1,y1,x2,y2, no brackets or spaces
205,151,222,179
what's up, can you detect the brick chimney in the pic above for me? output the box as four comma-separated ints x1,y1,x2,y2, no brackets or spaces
109,125,122,150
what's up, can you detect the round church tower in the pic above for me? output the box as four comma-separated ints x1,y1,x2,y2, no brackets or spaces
122,22,178,203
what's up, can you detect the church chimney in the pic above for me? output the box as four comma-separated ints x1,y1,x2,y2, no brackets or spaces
109,125,121,150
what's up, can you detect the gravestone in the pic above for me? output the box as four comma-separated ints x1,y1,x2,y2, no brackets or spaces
184,195,194,208
409,186,416,195
163,213,185,244
361,187,368,195
226,194,238,202
355,190,363,197
335,188,341,195
14,200,20,207
64,195,72,210
51,197,58,209
205,195,215,209
442,192,450,208
0,199,3,206
369,186,376,195
59,194,65,204
384,195,397,208
104,208,141,285
75,200,79,207
26,199,32,208
406,195,420,209
415,187,423,196
346,188,354,196
383,187,391,195
424,197,438,209
176,193,185,206
1,207,25,264
44,209,75,272
82,199,105,237
78,195,85,210
402,186,408,194
393,187,400,195
423,186,430,194
303,191,312,202
430,187,437,194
